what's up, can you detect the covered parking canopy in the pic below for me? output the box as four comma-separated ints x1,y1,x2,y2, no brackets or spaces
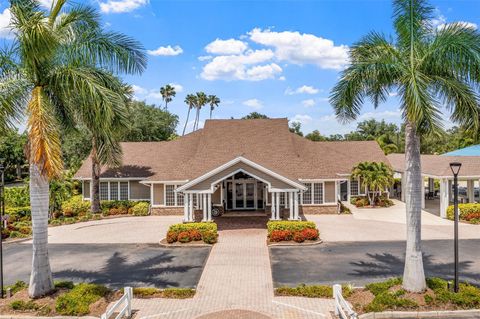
387,154,480,218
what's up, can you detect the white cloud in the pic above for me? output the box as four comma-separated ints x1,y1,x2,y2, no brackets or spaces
302,99,316,107
132,84,183,100
170,83,183,93
358,109,402,121
290,114,313,124
249,28,349,70
201,49,280,81
205,38,248,55
100,0,148,13
198,55,213,61
438,21,477,30
38,0,54,8
132,84,147,95
285,85,320,95
147,45,183,56
0,8,12,39
243,99,263,110
278,76,286,81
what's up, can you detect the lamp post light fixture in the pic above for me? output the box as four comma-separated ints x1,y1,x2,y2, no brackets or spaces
0,160,4,298
450,162,462,293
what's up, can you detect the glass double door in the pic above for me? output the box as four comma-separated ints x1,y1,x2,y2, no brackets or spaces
226,180,263,210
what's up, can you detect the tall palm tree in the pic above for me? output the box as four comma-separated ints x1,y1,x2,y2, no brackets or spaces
207,94,220,119
330,0,480,292
1,0,146,297
160,84,176,111
182,94,197,135
352,161,394,206
194,92,207,130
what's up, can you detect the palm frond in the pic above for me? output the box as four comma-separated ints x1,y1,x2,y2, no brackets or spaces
393,0,433,50
0,72,30,134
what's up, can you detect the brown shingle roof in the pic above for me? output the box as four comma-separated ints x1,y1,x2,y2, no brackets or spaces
74,118,389,181
387,153,480,178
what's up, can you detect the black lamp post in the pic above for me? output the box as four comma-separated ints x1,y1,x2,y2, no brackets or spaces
450,162,462,293
0,160,4,298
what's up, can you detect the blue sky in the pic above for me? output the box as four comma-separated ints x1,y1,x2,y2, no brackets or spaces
1,0,479,135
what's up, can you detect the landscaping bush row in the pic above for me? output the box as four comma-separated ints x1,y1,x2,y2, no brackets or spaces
166,222,218,244
275,283,353,298
61,196,149,217
267,221,319,243
447,203,480,224
131,287,195,299
350,195,394,208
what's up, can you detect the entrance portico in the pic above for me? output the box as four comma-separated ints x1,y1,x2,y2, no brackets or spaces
176,156,306,222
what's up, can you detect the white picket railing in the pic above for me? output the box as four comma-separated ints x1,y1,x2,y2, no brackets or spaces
333,284,358,319
101,287,133,319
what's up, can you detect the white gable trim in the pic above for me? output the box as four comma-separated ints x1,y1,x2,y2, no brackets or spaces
176,156,307,192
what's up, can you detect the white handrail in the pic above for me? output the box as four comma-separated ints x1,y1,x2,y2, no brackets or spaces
101,287,132,319
333,284,357,319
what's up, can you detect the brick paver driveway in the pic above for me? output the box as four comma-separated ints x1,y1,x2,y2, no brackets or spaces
131,216,335,319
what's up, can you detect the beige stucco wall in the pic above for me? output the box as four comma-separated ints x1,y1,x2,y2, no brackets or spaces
187,162,294,191
130,181,150,200
324,181,336,203
212,187,221,204
153,184,164,206
83,181,90,198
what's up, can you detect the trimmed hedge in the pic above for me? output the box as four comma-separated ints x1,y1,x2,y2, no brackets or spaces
267,221,316,236
167,222,218,244
61,195,90,217
131,202,150,216
276,284,353,298
447,203,480,223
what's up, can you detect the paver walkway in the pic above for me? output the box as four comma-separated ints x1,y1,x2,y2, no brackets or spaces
130,216,334,319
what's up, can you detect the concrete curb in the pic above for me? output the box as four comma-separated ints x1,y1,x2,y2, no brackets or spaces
267,239,323,247
159,239,213,248
358,309,480,318
3,237,31,245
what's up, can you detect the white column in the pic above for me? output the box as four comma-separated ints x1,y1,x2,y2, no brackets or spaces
439,178,449,219
271,192,276,220
207,193,212,221
288,192,294,220
401,172,406,202
202,194,207,221
196,194,200,209
448,179,453,202
467,180,475,203
421,177,425,209
189,193,194,222
183,193,189,222
276,192,281,220
347,180,351,203
294,191,299,220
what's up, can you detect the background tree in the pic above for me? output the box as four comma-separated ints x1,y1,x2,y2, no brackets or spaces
289,121,304,136
305,130,326,141
330,0,480,292
352,161,394,206
208,94,220,119
242,112,269,119
160,84,176,110
0,128,27,181
1,0,146,297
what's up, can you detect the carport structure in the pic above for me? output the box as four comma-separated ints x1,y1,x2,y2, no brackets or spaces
388,154,480,218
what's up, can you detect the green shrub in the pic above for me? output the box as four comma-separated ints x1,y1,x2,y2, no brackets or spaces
162,288,195,299
365,277,402,296
10,300,39,311
49,219,63,226
56,283,109,316
5,186,30,207
131,202,150,216
267,221,317,236
202,230,218,244
61,195,90,217
5,206,31,222
447,203,480,221
55,280,75,289
169,222,217,234
167,222,218,244
3,281,27,296
364,290,418,313
178,231,191,243
275,284,353,298
426,277,448,291
132,287,161,297
9,230,28,238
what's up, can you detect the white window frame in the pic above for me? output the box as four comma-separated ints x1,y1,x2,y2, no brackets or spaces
164,183,184,207
300,180,338,206
350,178,366,197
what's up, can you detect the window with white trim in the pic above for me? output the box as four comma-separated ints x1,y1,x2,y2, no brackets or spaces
100,182,109,200
109,182,118,200
177,191,184,206
119,182,129,200
302,183,312,204
280,193,286,206
165,185,176,206
313,183,324,204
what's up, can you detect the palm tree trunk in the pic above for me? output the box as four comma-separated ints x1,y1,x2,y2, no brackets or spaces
182,107,191,136
402,121,426,292
91,140,101,214
210,108,212,119
28,163,54,297
194,108,199,131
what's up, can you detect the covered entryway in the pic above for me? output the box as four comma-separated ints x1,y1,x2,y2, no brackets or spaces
175,156,307,222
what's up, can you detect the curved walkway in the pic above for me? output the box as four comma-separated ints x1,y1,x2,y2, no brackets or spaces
131,216,334,319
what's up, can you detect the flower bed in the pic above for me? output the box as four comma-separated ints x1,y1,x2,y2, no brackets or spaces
447,203,480,224
347,277,480,314
267,221,319,243
166,222,218,244
350,196,394,208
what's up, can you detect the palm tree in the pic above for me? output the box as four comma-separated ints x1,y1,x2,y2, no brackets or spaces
207,94,220,119
182,94,197,135
352,161,394,206
160,84,176,110
330,0,480,292
194,92,207,130
1,0,146,297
